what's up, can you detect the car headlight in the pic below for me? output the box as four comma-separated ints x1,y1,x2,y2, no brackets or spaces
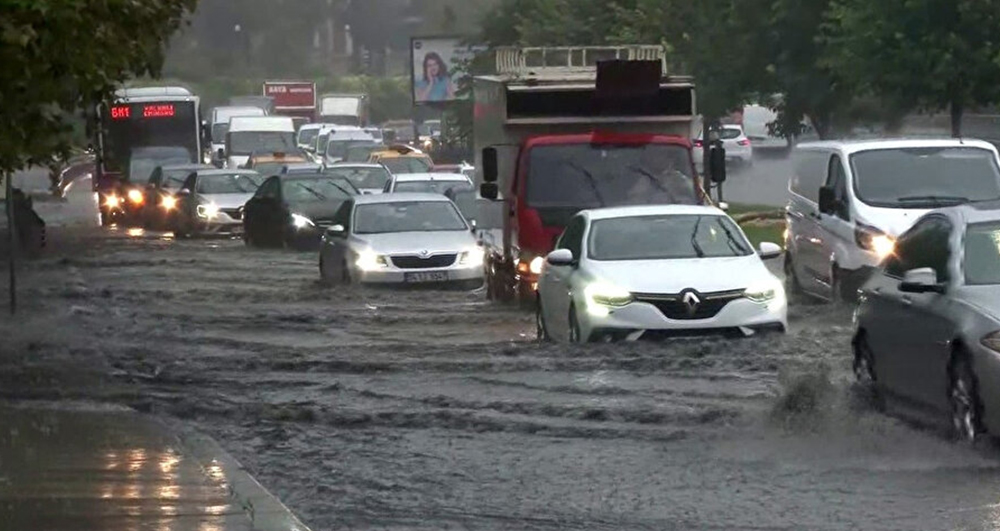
291,213,315,229
584,282,634,313
745,278,785,304
855,223,895,259
161,195,178,211
105,194,121,208
356,250,388,271
516,255,545,277
197,203,219,219
458,247,485,267
981,331,1000,353
127,189,144,205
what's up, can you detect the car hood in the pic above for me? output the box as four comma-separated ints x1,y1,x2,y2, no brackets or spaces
585,255,775,294
227,155,249,168
200,193,255,209
856,205,931,237
955,286,1000,321
356,230,476,254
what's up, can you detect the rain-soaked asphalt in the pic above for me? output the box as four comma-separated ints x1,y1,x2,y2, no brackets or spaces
4,228,1000,530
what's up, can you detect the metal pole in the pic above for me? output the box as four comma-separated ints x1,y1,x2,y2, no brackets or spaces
5,171,15,315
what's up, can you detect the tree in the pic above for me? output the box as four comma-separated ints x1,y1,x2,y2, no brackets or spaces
0,0,196,176
828,0,1000,136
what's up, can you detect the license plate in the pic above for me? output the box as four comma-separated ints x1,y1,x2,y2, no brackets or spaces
404,272,449,283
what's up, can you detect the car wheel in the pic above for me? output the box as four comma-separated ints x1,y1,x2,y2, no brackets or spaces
568,304,586,344
852,333,877,385
341,261,352,285
950,355,984,444
784,253,805,297
536,298,550,341
319,255,330,283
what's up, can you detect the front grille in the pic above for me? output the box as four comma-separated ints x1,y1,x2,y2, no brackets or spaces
222,208,242,220
391,254,457,269
633,289,745,320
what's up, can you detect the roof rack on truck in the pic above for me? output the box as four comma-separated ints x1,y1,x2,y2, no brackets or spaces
494,45,669,76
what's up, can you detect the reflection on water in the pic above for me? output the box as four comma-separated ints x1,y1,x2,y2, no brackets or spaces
126,227,145,238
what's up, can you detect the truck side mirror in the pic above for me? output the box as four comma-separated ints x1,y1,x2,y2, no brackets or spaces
482,147,498,183
480,182,499,201
709,145,727,183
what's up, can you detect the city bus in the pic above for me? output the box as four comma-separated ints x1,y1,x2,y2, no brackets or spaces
95,86,202,225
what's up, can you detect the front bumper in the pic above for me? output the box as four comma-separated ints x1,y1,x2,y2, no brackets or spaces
581,296,787,339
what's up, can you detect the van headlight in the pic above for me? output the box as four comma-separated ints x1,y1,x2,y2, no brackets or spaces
356,250,388,271
458,247,485,267
745,278,785,304
855,223,895,259
291,213,315,229
584,282,633,316
197,203,219,219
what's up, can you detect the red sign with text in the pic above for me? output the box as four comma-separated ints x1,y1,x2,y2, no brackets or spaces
110,106,131,120
263,81,316,110
142,104,175,118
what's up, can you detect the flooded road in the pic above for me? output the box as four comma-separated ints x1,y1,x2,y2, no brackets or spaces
4,229,1000,530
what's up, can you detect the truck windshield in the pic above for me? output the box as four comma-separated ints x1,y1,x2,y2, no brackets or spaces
228,132,296,156
525,144,697,210
851,147,1000,208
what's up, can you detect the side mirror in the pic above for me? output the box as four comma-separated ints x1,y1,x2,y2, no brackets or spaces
757,242,782,260
469,219,477,232
546,248,575,267
176,188,191,196
899,267,945,294
709,145,727,183
327,224,346,237
216,148,225,160
480,182,499,201
717,201,730,212
482,147,498,183
818,185,836,215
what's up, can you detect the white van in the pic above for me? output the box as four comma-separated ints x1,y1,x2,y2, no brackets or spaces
210,106,266,163
224,116,296,169
785,138,1000,301
320,126,376,165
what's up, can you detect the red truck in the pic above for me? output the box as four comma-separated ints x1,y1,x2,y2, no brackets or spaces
475,46,722,302
263,81,317,123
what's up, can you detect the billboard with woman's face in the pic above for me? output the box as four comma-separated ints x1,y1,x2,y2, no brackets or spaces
411,37,476,105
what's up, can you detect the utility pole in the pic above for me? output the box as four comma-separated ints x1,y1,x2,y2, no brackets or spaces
2,171,15,315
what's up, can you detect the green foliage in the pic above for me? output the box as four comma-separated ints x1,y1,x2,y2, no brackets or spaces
826,0,1000,135
0,0,196,174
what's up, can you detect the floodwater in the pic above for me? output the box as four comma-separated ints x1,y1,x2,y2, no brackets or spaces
3,230,1000,530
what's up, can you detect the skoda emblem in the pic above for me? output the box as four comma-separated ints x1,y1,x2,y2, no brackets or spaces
681,290,701,316
420,249,430,257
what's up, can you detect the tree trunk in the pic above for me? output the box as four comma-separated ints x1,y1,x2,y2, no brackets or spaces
951,99,964,138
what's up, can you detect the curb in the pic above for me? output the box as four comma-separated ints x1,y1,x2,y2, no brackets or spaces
163,418,314,531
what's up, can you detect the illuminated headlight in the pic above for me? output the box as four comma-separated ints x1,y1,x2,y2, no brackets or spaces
161,196,178,211
291,213,315,229
458,247,485,267
197,203,219,219
529,256,544,275
356,250,388,271
105,194,121,208
745,278,785,304
855,224,895,260
127,189,144,205
584,282,633,316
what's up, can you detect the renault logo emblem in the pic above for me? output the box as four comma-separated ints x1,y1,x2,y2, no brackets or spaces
681,290,701,316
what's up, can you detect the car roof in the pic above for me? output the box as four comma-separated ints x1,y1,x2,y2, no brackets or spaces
352,192,453,205
195,169,259,177
325,163,384,170
283,162,321,168
392,173,469,182
583,204,728,220
159,163,213,171
796,138,998,155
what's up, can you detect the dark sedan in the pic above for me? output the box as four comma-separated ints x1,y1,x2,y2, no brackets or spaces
243,173,357,250
143,163,214,229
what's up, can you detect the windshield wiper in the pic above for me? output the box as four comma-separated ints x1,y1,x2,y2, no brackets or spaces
716,220,750,255
565,160,606,205
690,216,706,258
298,184,327,200
628,165,680,202
895,195,971,206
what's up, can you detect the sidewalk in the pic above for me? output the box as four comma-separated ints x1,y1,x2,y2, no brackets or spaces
0,402,311,531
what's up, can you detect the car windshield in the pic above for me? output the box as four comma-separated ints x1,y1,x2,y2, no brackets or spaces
129,147,193,182
588,214,753,260
381,157,433,174
228,131,296,156
526,144,698,212
327,140,377,159
325,166,391,189
298,128,320,147
395,180,473,195
964,222,1000,285
721,127,742,139
354,201,468,234
449,191,503,229
851,147,1000,207
160,168,199,190
281,178,354,202
195,173,261,194
252,162,286,176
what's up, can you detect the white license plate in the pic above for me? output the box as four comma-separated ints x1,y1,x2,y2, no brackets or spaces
404,272,449,283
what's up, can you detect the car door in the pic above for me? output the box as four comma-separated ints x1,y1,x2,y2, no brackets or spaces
787,149,828,294
176,173,198,229
540,215,585,339
245,177,279,238
868,218,942,401
323,201,354,276
817,154,853,294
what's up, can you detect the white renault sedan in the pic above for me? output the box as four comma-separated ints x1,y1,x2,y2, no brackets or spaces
536,205,786,342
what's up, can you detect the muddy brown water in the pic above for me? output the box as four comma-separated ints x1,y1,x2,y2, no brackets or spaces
3,230,1000,530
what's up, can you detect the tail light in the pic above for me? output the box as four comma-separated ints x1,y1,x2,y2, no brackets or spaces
738,139,750,146
693,139,703,148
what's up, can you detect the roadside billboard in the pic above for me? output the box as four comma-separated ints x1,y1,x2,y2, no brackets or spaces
410,37,479,105
263,81,316,111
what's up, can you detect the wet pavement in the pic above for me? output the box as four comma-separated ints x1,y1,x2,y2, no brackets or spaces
4,228,1000,529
